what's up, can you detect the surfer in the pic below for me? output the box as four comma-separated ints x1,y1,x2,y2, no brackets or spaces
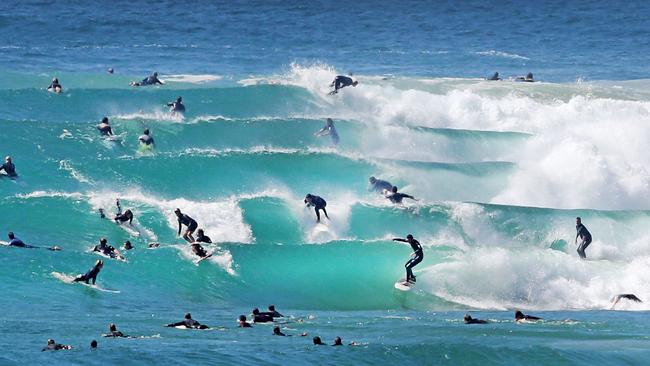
47,78,62,93
273,326,286,336
175,208,198,242
97,117,114,136
114,201,134,225
263,305,283,318
314,118,339,145
103,323,128,338
123,241,134,250
138,129,155,146
252,308,273,323
385,186,417,204
7,232,28,248
575,217,592,259
90,340,97,349
329,75,358,94
332,337,343,346
368,176,393,193
93,238,121,259
195,229,212,244
166,313,209,329
611,294,642,309
393,234,423,284
238,315,252,328
514,311,541,322
487,72,501,81
515,72,535,82
313,336,325,345
464,314,488,324
304,194,329,223
42,339,72,351
130,72,163,87
73,260,104,285
1,156,17,177
167,96,185,114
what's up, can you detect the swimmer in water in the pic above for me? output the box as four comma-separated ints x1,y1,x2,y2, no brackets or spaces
130,72,163,87
138,129,155,147
464,314,488,324
166,313,209,329
47,78,62,93
123,241,134,250
0,156,17,177
385,186,417,204
328,75,358,95
368,176,393,193
304,194,329,223
314,118,339,145
175,208,198,243
332,337,343,346
73,260,104,285
393,234,423,284
90,340,97,349
273,326,286,336
611,294,642,309
514,311,541,322
195,229,212,244
103,323,128,338
313,336,325,345
487,72,501,81
97,117,113,136
114,199,133,225
252,308,274,323
167,96,185,114
238,315,252,327
42,338,72,351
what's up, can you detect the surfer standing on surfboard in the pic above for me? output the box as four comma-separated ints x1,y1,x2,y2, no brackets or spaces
304,194,329,223
73,260,104,285
393,234,423,284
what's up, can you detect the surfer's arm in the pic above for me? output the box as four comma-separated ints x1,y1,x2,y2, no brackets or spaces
166,321,184,327
392,238,407,243
177,220,182,236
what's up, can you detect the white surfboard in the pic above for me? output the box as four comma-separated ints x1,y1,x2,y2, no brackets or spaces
51,271,120,293
394,278,414,291
194,252,214,264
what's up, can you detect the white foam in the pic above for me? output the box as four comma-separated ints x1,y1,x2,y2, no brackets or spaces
162,74,222,84
475,50,530,60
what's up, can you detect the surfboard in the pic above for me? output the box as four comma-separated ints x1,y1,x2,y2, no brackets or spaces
47,87,62,94
51,271,120,293
92,249,127,262
394,278,414,291
194,252,214,264
116,222,141,237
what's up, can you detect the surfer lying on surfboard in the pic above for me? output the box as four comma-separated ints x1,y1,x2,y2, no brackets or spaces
166,313,210,329
393,234,423,284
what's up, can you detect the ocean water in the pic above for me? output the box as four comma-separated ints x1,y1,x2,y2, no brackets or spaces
2,1,650,365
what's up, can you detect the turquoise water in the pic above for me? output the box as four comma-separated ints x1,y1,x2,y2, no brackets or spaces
2,1,650,365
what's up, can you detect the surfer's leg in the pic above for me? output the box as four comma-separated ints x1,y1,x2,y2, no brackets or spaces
322,207,329,220
315,208,321,222
405,259,414,281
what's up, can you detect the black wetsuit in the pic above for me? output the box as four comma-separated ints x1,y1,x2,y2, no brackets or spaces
178,214,198,232
74,264,102,284
42,343,68,351
97,123,113,136
263,310,284,318
370,179,393,193
0,162,17,177
306,195,328,221
576,223,592,259
196,233,212,244
387,192,415,204
104,331,126,338
168,318,207,329
253,313,274,323
167,101,185,113
114,211,133,224
93,244,117,258
48,82,62,91
405,239,423,282
191,243,208,258
465,318,488,324
332,75,354,91
139,134,154,145
136,75,163,86
9,238,27,247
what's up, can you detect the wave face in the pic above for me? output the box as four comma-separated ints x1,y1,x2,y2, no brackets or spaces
3,64,650,314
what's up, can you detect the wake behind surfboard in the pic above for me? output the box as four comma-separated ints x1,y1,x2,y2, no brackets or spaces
51,271,120,293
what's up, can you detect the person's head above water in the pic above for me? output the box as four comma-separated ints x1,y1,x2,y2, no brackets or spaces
464,314,472,322
47,339,55,346
90,340,97,348
269,305,276,311
252,308,260,315
143,129,150,135
369,176,377,184
576,217,581,225
5,156,11,163
100,237,107,245
313,336,323,345
52,78,58,83
108,68,114,74
96,259,104,268
273,326,281,335
101,117,109,124
526,72,533,79
407,234,414,241
391,186,398,193
177,96,182,102
514,311,524,320
333,337,343,346
197,229,204,235
109,323,117,332
239,315,247,322
153,72,158,77
184,313,192,319
8,232,14,239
